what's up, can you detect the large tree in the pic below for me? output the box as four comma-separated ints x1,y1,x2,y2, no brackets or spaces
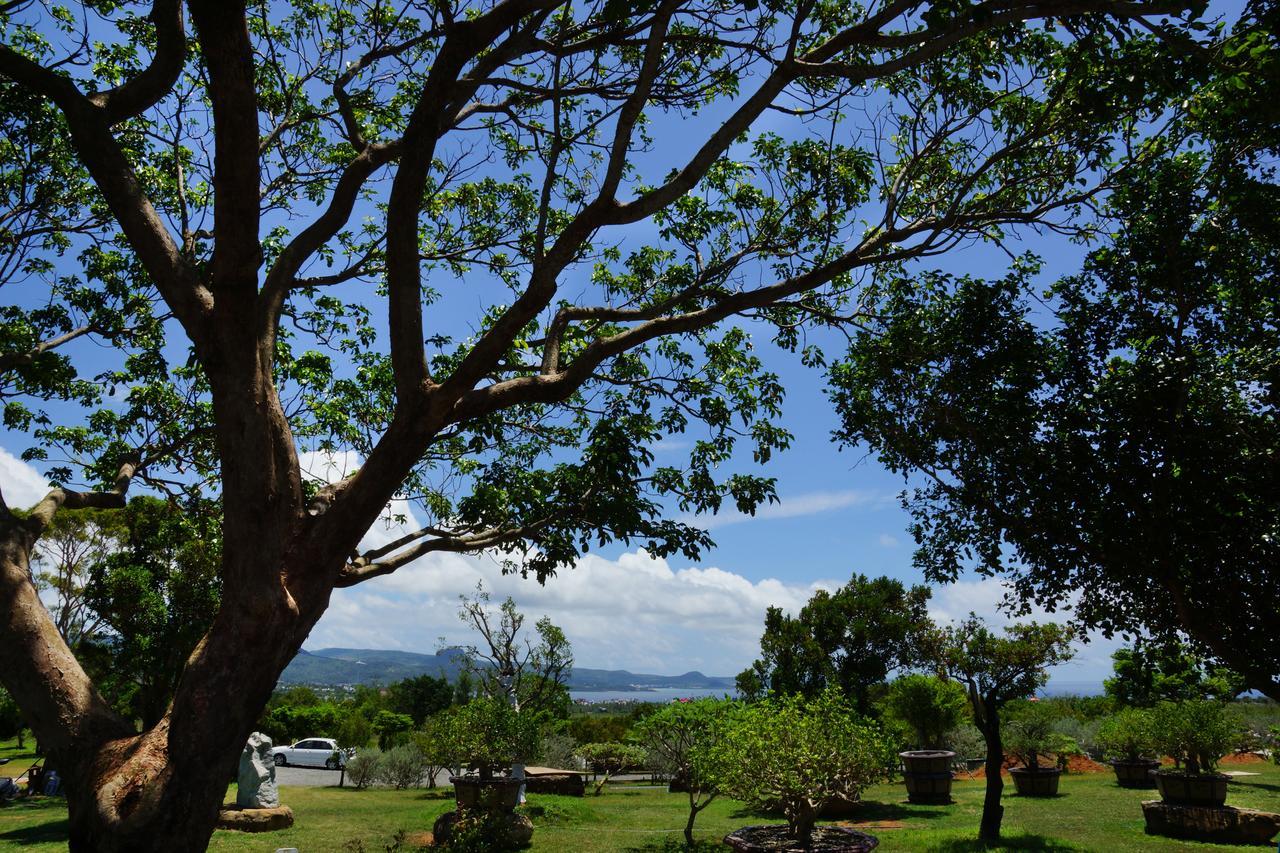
0,0,1197,848
828,0,1280,699
736,572,934,714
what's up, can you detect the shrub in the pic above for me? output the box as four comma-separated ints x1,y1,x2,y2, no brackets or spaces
345,750,382,789
633,698,732,843
1152,701,1238,774
700,689,897,847
442,698,540,780
373,710,415,751
945,723,986,760
1005,705,1057,770
1095,708,1157,763
576,742,648,795
882,674,968,750
1051,716,1101,759
539,732,579,770
377,743,429,789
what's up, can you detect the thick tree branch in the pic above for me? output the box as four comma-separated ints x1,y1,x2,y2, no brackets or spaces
0,45,209,336
188,2,262,294
87,0,187,125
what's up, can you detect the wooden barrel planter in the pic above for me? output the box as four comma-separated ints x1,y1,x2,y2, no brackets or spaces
899,751,955,805
724,825,879,851
1155,772,1229,807
1009,767,1061,797
1111,759,1159,789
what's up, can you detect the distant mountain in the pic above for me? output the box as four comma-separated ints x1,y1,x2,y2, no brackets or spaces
280,647,736,693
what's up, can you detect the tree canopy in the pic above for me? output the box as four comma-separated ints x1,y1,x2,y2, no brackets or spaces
829,0,1280,698
736,573,934,714
0,0,1213,847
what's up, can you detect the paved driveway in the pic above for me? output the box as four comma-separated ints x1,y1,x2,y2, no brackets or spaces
274,764,345,787
274,765,451,788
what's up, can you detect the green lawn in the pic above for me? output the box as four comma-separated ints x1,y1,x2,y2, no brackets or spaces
1,765,1278,850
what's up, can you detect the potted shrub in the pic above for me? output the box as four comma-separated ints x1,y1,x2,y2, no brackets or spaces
1096,709,1159,788
441,698,539,811
1005,707,1062,796
1151,701,1236,807
884,674,967,804
702,688,895,851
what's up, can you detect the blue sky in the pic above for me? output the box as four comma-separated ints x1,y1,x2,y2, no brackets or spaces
3,2,1224,690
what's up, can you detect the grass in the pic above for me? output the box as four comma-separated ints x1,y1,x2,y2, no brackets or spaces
1,756,1278,850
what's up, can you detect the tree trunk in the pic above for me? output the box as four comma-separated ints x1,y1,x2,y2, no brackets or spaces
684,793,698,845
978,703,1004,843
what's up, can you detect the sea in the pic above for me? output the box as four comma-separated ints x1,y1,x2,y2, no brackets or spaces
569,680,1107,704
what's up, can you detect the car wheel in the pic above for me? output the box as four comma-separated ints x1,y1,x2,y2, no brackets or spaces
274,754,286,767
325,756,339,770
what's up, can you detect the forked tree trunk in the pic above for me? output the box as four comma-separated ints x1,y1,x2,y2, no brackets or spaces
56,573,335,852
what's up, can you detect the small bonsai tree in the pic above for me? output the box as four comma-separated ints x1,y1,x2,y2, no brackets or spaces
1005,704,1058,770
576,742,647,796
1096,708,1157,763
883,674,968,751
702,688,897,847
634,697,731,843
1152,701,1238,775
443,698,540,781
940,617,1074,843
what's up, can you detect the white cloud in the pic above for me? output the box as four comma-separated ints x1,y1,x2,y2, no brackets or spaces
687,489,888,531
0,447,50,510
307,547,837,676
877,533,899,548
297,449,427,554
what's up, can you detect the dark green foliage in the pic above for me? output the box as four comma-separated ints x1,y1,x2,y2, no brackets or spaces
0,686,24,740
1105,642,1244,707
386,675,452,727
883,674,969,751
828,0,1280,699
567,714,631,745
736,573,934,714
1151,701,1239,774
373,711,414,751
83,496,220,728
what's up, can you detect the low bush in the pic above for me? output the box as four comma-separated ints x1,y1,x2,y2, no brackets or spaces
1095,708,1156,763
345,750,382,789
378,743,428,789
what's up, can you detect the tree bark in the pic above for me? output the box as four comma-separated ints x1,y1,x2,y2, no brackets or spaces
978,701,1004,843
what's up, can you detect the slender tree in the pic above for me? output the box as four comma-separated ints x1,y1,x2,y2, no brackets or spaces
0,1,1198,848
940,617,1074,843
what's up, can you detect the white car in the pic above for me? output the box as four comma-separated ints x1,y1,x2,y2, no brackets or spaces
270,738,348,769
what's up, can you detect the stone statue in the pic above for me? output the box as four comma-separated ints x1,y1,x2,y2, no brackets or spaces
237,732,280,809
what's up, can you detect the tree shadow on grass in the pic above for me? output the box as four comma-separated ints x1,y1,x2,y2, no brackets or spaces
929,833,1076,851
728,799,948,824
623,839,724,852
0,815,69,846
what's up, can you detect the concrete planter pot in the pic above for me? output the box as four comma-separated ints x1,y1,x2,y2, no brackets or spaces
1010,766,1061,797
1155,771,1229,807
1111,759,1159,789
899,751,955,805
